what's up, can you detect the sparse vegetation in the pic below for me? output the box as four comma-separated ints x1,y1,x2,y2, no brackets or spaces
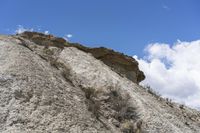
43,47,54,55
48,56,74,86
81,86,141,133
83,87,97,99
166,98,174,107
81,87,101,118
179,104,184,109
121,120,143,133
142,85,176,108
107,89,139,122
143,85,161,98
121,120,135,133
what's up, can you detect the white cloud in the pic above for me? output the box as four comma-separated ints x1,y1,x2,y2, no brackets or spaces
15,25,34,34
135,40,200,109
44,31,49,35
66,34,72,38
64,34,73,41
15,25,50,35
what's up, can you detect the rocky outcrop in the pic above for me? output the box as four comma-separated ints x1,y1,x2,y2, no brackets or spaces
18,31,145,84
0,33,200,133
0,36,108,133
85,47,145,83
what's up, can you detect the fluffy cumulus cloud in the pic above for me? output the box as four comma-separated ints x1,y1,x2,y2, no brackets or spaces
134,40,200,109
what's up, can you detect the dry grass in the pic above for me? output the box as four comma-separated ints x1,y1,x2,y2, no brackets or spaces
82,86,141,132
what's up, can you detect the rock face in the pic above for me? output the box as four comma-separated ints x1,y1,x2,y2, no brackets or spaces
0,32,200,133
19,31,145,84
84,47,145,83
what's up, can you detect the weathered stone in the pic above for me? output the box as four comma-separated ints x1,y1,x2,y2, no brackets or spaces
0,33,199,133
18,31,145,84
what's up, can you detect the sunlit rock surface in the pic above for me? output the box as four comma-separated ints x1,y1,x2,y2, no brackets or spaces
0,33,199,133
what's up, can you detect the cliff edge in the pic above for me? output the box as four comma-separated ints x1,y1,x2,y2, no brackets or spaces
19,31,145,84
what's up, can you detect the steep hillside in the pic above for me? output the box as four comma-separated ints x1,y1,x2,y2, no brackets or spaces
0,32,200,133
19,31,145,84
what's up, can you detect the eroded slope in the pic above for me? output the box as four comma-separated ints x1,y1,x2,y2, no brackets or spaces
18,31,145,84
0,33,200,133
0,36,109,133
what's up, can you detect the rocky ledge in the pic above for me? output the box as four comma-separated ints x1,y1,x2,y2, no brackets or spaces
18,31,145,84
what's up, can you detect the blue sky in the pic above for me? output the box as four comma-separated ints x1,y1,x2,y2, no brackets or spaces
0,0,200,57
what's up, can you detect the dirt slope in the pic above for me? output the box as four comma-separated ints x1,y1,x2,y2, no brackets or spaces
0,33,200,133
